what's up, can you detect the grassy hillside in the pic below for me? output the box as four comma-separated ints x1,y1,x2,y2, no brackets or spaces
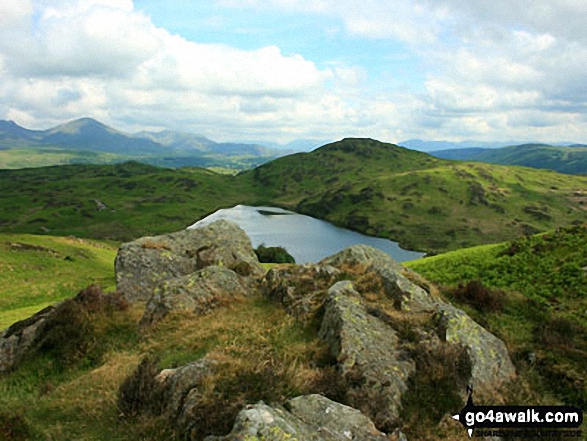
0,161,259,241
0,146,274,171
0,234,117,329
432,143,587,175
0,139,585,254
0,147,130,169
241,138,587,252
406,224,587,408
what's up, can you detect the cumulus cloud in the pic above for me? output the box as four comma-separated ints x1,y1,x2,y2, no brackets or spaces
217,0,587,142
0,0,346,141
2,0,587,143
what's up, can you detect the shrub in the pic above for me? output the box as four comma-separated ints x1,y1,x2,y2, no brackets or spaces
451,280,505,313
28,285,128,370
181,363,297,439
254,244,295,264
401,343,471,430
117,356,165,419
0,411,35,440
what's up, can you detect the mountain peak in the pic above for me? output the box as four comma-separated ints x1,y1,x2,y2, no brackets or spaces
49,117,115,135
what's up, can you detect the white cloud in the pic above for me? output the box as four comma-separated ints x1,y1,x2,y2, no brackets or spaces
0,0,341,141
2,0,587,143
0,0,33,29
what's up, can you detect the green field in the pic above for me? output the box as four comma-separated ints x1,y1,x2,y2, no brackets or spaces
0,234,117,329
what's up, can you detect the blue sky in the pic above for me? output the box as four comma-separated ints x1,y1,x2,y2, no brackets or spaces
1,0,586,144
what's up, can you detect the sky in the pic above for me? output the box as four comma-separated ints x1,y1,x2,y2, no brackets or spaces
1,0,586,144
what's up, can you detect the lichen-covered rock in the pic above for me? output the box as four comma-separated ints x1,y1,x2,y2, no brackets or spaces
262,264,343,321
318,281,414,429
0,306,53,373
376,267,437,312
321,245,435,312
141,266,246,326
115,220,263,302
208,395,389,441
155,357,218,420
319,244,403,273
285,394,390,441
434,303,516,389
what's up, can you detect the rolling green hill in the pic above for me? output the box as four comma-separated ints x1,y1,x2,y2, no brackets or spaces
240,138,587,252
0,161,258,241
432,143,587,175
0,139,586,254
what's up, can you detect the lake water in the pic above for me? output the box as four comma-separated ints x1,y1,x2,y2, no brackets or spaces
188,205,424,264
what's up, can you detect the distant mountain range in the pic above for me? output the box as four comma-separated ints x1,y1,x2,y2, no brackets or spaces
398,138,586,152
428,143,587,175
1,118,586,174
0,118,293,169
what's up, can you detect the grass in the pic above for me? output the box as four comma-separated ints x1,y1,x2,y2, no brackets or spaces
0,295,330,440
0,234,117,329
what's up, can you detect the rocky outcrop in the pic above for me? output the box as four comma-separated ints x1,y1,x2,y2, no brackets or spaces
320,244,403,274
1,285,127,373
141,266,246,326
115,220,263,303
0,306,54,373
263,264,343,321
207,394,390,441
317,245,516,391
319,281,415,430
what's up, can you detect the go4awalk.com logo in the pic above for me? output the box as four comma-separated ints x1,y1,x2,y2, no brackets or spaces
452,388,583,438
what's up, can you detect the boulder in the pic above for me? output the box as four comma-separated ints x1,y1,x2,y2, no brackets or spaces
318,281,414,430
319,244,403,274
434,303,516,389
141,266,246,326
208,394,389,441
0,306,54,373
155,357,218,421
285,394,390,441
115,220,263,302
375,267,435,312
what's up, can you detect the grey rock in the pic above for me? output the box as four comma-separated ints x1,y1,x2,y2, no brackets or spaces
0,306,54,373
209,395,389,441
285,394,390,440
319,244,403,273
321,245,435,312
434,303,516,389
115,220,263,302
141,266,246,326
155,357,218,421
318,281,414,429
376,266,436,312
263,264,343,321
